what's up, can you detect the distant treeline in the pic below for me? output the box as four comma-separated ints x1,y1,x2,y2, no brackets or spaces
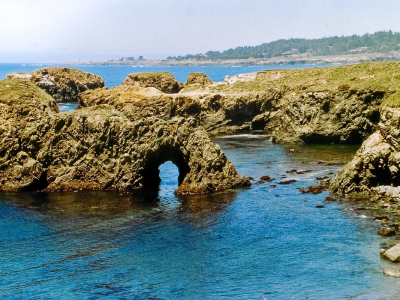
167,31,400,61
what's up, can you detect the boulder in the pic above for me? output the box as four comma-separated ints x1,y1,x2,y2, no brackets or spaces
122,72,181,94
381,243,400,262
30,67,104,103
383,268,400,277
0,79,250,194
186,72,212,85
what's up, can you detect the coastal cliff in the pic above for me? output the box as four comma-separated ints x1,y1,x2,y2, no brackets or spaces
0,79,250,194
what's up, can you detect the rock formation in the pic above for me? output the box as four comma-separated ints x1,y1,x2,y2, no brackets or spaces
80,84,384,142
0,79,250,194
78,62,400,144
78,85,276,133
30,67,104,103
179,62,400,144
330,105,400,204
186,72,212,85
122,72,181,94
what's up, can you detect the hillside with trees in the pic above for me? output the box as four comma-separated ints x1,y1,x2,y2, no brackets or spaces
167,31,400,61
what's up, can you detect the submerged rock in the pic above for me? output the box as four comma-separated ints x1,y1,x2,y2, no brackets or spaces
383,268,400,277
378,228,396,237
257,175,274,184
0,79,250,194
31,67,104,103
122,72,181,94
278,179,297,184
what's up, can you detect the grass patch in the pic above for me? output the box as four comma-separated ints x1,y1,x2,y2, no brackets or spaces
192,61,400,95
0,79,55,105
382,91,400,107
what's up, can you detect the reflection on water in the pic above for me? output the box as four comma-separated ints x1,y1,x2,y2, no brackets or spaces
2,134,400,299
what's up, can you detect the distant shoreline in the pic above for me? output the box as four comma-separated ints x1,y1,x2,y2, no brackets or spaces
64,51,400,67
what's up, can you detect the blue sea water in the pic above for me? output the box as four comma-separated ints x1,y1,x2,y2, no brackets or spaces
1,64,400,299
0,63,334,87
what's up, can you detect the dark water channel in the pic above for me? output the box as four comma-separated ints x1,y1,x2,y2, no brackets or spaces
1,133,400,299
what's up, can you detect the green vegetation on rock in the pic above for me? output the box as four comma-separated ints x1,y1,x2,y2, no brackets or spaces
182,62,400,96
382,91,400,107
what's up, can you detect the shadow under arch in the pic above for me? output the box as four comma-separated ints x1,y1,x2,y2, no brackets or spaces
139,144,191,190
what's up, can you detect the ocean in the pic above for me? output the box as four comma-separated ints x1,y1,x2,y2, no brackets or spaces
0,64,399,299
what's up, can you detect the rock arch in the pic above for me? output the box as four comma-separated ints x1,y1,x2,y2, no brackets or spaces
0,80,250,194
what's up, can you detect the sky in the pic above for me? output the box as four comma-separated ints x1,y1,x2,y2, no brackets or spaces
1,0,400,63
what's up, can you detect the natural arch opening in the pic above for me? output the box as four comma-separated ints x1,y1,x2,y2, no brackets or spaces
158,161,179,196
139,146,190,191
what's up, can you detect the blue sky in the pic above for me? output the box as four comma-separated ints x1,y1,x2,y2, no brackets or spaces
1,0,400,63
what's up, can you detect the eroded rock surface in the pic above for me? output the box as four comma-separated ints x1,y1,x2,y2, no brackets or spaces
122,72,181,94
86,63,398,143
79,85,280,133
330,107,400,196
31,67,104,103
0,80,250,194
186,72,212,85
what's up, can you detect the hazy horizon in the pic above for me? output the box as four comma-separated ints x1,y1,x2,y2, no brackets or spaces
2,0,400,63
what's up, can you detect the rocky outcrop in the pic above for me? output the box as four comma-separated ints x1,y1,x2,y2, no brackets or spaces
330,107,400,206
0,79,60,191
186,72,212,85
78,86,280,133
330,107,400,196
122,72,181,94
0,79,250,194
79,84,385,142
262,88,384,144
30,67,104,103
